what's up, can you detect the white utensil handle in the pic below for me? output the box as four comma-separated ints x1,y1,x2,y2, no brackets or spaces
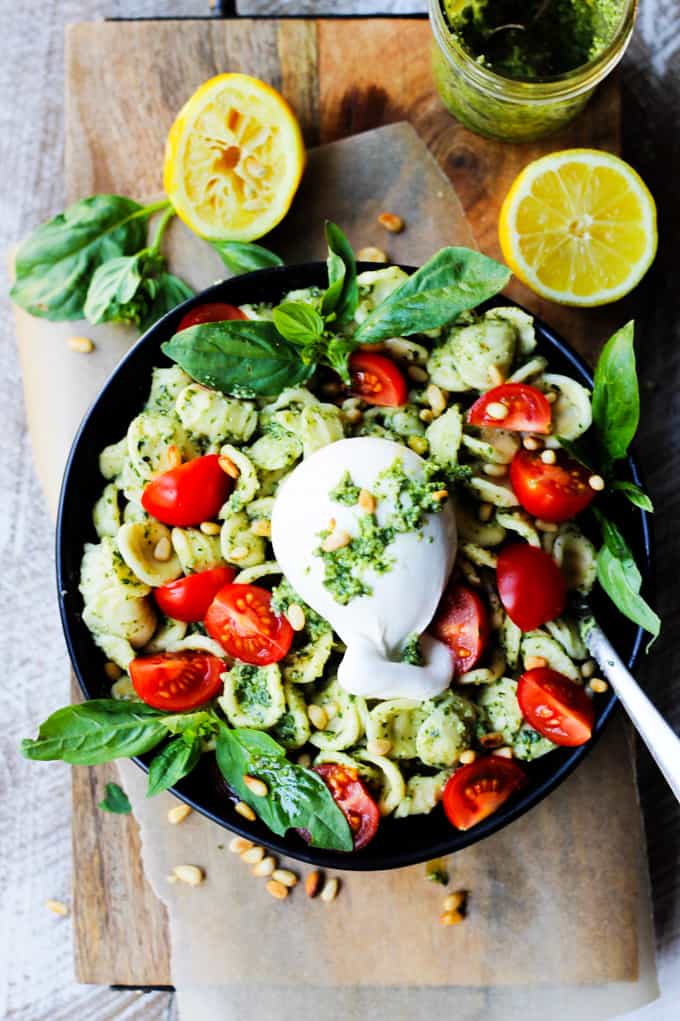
586,623,680,803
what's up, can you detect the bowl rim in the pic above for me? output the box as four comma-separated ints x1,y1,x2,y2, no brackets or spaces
56,260,652,871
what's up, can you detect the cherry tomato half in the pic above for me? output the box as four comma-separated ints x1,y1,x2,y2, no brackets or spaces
431,583,489,674
509,448,596,523
517,667,595,747
496,543,566,632
314,763,380,850
154,566,236,623
141,454,232,527
442,756,527,831
468,383,552,433
130,651,224,711
349,351,408,407
177,302,247,331
205,583,294,666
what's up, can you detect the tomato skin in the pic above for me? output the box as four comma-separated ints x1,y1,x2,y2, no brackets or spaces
154,566,236,623
468,383,552,433
431,583,489,674
517,668,595,747
510,448,595,523
496,543,566,631
130,651,224,711
314,763,380,850
442,756,527,831
349,351,408,407
205,583,294,666
177,302,247,331
141,454,232,527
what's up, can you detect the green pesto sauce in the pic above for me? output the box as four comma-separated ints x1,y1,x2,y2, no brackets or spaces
329,471,362,506
443,0,625,79
270,577,329,640
232,663,274,711
400,632,424,666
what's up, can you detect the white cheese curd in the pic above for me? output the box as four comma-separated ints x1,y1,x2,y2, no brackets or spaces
270,437,457,700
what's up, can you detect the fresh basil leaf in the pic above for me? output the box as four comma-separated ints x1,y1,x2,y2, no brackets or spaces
611,480,654,512
592,321,639,469
272,301,325,347
146,735,202,797
556,435,595,471
354,247,511,344
594,509,637,566
322,221,358,325
84,253,144,324
11,195,153,320
215,724,353,852
323,336,356,386
211,240,283,274
99,781,132,814
597,546,660,644
20,700,169,765
138,272,194,333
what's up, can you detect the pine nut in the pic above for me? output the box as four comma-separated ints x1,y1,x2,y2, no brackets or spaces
153,537,172,562
308,704,329,730
479,732,504,749
482,463,507,477
425,383,447,416
546,391,558,403
407,365,428,383
358,489,377,514
219,455,240,478
241,845,265,865
589,678,609,694
443,891,467,913
286,603,306,631
588,474,606,491
525,655,548,670
104,661,122,681
541,449,557,464
67,335,94,354
166,445,182,468
408,435,428,455
252,856,277,877
419,408,434,423
459,749,477,765
296,752,312,768
357,246,388,263
581,660,596,679
272,869,298,888
243,775,269,798
229,836,253,854
235,800,256,822
321,529,351,553
440,910,464,926
46,899,69,917
495,746,514,758
266,879,289,900
485,401,509,421
251,518,271,538
167,804,192,825
172,865,205,886
229,546,250,562
343,407,362,425
488,364,505,386
523,435,542,451
535,519,558,532
377,212,404,233
305,870,322,898
367,738,393,756
320,877,340,902
477,502,493,522
200,521,221,536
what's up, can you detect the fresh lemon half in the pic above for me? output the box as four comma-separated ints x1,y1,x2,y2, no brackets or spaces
499,149,657,307
164,73,305,242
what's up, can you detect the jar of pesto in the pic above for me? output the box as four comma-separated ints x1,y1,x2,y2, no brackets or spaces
429,0,638,142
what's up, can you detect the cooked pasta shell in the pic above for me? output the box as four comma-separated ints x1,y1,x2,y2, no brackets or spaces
117,521,183,587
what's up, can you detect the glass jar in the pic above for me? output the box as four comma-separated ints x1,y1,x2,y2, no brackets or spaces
429,0,638,143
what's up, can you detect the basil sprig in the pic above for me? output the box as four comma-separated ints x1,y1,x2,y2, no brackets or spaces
211,240,283,274
592,322,640,470
99,782,132,815
215,724,353,851
322,219,358,325
593,510,660,645
146,734,202,797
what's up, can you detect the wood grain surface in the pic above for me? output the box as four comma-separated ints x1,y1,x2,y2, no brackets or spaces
66,17,623,987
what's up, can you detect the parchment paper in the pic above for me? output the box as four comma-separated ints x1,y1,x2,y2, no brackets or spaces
12,123,658,1018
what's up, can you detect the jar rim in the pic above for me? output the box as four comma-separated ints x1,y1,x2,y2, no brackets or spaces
429,0,638,103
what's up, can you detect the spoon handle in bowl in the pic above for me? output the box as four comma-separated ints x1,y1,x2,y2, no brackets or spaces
583,620,680,804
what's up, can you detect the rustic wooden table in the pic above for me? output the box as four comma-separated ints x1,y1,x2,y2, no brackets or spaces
1,3,678,1020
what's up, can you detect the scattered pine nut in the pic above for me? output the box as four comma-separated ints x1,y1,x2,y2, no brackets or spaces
581,660,596,679
535,519,559,532
525,655,548,670
443,890,467,913
358,488,377,514
377,212,404,233
235,800,256,822
407,435,429,455
229,836,253,854
272,869,298,888
46,899,69,917
488,364,505,386
357,246,388,263
419,408,434,423
477,502,493,523
541,449,557,465
407,365,428,383
440,910,464,926
523,435,542,451
104,661,122,681
320,877,340,903
308,704,329,730
200,521,221,536
166,445,182,468
286,603,306,631
495,746,514,758
321,529,352,553
479,732,504,749
296,752,312,768
589,678,609,694
243,775,269,798
229,546,250,562
588,474,605,491
367,738,393,757
485,401,509,421
266,879,289,900
482,463,507,478
425,383,447,416
172,865,205,886
153,537,172,562
251,518,271,538
67,335,94,354
252,856,277,877
241,845,265,865
167,804,192,825
219,454,240,478
306,871,322,898
459,749,477,765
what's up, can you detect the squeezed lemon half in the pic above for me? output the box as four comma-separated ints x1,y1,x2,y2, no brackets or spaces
164,73,305,242
499,149,657,307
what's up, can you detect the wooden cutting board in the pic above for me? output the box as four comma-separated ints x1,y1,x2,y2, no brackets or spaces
65,16,621,986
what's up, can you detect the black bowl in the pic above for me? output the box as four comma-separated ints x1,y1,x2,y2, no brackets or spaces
57,262,652,870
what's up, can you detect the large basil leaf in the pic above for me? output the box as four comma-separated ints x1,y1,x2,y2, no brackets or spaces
272,301,325,347
20,700,169,765
146,734,202,797
211,240,283,274
354,247,511,344
595,511,660,643
11,195,153,320
99,782,132,814
84,253,145,324
162,320,312,398
215,725,353,851
591,321,639,469
611,480,654,512
322,221,358,325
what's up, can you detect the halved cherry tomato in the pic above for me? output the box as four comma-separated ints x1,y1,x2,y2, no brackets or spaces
141,454,232,527
154,566,236,623
468,383,552,433
442,756,527,831
517,667,595,746
349,351,408,407
205,583,294,665
510,448,596,523
431,583,489,674
314,763,380,850
496,543,566,631
177,302,247,331
130,651,223,711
